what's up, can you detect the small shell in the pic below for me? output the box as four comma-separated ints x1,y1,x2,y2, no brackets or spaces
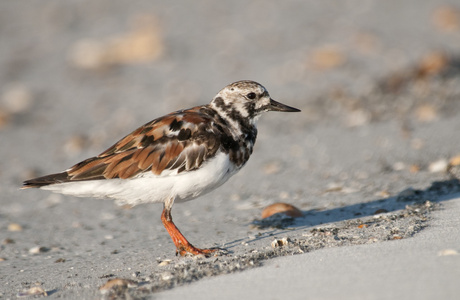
271,237,290,248
428,159,448,173
99,278,138,291
29,246,50,254
158,259,172,266
17,286,47,297
7,223,23,232
449,154,460,166
261,203,303,219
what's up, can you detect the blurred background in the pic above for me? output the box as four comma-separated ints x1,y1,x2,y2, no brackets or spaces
1,1,460,296
2,0,460,224
2,0,460,137
1,0,460,218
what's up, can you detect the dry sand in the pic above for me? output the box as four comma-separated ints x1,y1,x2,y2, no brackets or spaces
156,196,460,300
1,0,460,299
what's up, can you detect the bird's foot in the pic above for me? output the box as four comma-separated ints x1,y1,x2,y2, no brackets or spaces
176,244,225,257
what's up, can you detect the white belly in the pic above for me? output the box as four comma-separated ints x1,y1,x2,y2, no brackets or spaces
42,152,238,206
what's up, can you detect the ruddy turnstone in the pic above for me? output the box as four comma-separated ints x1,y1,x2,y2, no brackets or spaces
23,80,300,256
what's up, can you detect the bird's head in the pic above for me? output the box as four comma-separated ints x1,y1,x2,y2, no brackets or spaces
210,80,300,124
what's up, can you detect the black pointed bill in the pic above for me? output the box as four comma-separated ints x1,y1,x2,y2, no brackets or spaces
269,99,301,112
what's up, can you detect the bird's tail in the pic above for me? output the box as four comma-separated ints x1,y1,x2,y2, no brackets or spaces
22,172,70,189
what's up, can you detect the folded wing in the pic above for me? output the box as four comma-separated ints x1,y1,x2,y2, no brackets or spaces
23,108,221,188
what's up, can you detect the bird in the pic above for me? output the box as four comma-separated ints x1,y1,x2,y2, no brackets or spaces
22,80,300,256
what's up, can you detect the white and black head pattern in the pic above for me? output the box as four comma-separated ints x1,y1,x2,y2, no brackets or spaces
209,80,300,136
211,80,271,124
204,80,300,167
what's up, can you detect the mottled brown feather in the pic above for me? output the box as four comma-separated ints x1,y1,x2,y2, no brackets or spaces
139,147,158,170
183,113,207,124
105,155,136,178
26,107,226,185
119,163,142,179
71,164,108,180
156,152,170,174
147,151,163,175
69,158,106,177
133,147,153,168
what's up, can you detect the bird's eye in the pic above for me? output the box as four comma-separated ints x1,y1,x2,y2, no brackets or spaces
246,92,256,100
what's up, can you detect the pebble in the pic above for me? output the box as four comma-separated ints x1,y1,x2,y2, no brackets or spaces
409,164,420,173
449,154,460,166
262,203,303,219
29,246,50,254
7,223,23,232
271,237,290,248
17,286,47,297
132,271,141,278
428,159,448,173
158,259,172,266
99,278,138,292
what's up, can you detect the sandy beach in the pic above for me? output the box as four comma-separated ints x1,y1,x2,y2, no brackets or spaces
1,1,460,299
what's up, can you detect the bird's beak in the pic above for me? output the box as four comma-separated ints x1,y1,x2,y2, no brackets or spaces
269,99,301,112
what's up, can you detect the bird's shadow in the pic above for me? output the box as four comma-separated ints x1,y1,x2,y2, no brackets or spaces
224,179,460,249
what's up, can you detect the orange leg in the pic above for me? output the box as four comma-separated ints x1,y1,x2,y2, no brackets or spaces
161,205,218,257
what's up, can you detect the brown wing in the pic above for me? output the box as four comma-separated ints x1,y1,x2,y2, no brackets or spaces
23,107,222,187
70,108,221,180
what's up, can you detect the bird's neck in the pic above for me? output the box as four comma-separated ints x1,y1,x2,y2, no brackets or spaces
202,104,257,168
207,102,257,141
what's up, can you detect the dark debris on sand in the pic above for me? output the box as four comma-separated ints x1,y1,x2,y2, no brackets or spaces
99,199,439,299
